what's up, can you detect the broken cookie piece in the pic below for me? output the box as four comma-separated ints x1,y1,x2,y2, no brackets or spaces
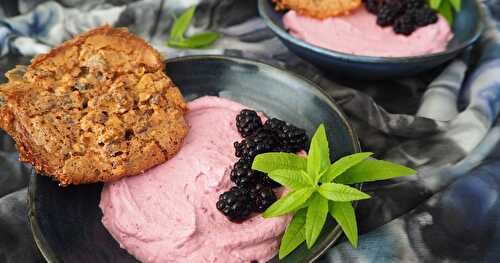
0,26,188,186
273,0,362,19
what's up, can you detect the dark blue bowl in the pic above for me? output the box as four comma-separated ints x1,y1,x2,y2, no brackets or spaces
258,0,483,79
29,56,361,263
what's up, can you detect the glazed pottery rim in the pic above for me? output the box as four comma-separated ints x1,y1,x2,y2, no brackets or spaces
28,55,362,263
29,176,61,263
258,0,484,64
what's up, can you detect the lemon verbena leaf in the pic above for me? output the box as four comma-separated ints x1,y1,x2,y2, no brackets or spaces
439,0,454,24
308,124,330,182
263,187,315,218
334,160,416,185
449,0,461,11
318,183,370,201
170,5,196,41
181,32,219,48
253,152,307,173
305,193,329,248
321,152,374,183
168,32,219,49
292,197,313,212
279,209,306,259
430,0,443,9
268,169,314,190
329,201,358,247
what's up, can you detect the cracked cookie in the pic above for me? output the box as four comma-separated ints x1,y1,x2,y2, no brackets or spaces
0,26,188,186
273,0,362,19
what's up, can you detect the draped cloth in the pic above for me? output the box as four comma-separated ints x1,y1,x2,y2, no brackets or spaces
0,0,499,262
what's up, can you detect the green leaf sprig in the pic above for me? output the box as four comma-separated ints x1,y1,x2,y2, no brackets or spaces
167,6,219,49
429,0,461,24
252,124,416,259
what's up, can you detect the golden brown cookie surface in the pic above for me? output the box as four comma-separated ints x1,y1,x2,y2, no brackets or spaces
273,0,362,19
0,26,188,186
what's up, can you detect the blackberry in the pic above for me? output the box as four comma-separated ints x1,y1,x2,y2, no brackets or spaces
230,158,265,187
405,0,424,10
414,7,438,27
263,118,286,131
234,141,244,157
230,158,281,188
234,132,278,160
216,186,254,221
262,118,308,153
276,124,308,153
236,109,262,138
364,0,381,14
376,1,404,27
394,12,416,35
261,174,282,188
249,183,277,213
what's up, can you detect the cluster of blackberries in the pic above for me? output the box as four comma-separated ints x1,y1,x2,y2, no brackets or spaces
216,109,308,221
216,183,278,221
235,112,308,158
364,0,438,35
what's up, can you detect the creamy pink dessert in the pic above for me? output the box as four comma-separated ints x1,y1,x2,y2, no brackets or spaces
100,96,291,263
283,6,453,57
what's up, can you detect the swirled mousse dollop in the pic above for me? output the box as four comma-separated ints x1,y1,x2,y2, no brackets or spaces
283,6,453,57
100,96,291,263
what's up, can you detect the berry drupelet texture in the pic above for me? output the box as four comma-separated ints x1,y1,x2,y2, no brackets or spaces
364,0,381,14
263,118,286,131
234,132,278,160
216,186,255,221
414,7,438,27
405,0,424,10
394,12,416,35
277,124,308,153
260,173,282,188
376,1,404,27
236,109,263,138
262,118,309,153
230,158,281,188
230,158,264,187
249,183,278,213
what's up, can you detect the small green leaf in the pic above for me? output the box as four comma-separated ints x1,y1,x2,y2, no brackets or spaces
167,40,191,48
318,183,370,201
321,152,374,183
429,0,443,9
334,160,416,185
329,201,358,247
263,187,315,218
449,0,461,11
308,124,330,181
170,6,196,41
268,169,314,190
253,152,307,173
305,193,329,248
293,197,313,212
439,0,454,24
279,209,306,259
168,32,219,49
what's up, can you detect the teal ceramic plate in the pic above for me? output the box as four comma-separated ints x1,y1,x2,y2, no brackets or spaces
28,55,361,263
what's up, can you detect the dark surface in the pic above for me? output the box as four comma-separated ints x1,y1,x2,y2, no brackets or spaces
258,0,483,79
29,56,361,263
